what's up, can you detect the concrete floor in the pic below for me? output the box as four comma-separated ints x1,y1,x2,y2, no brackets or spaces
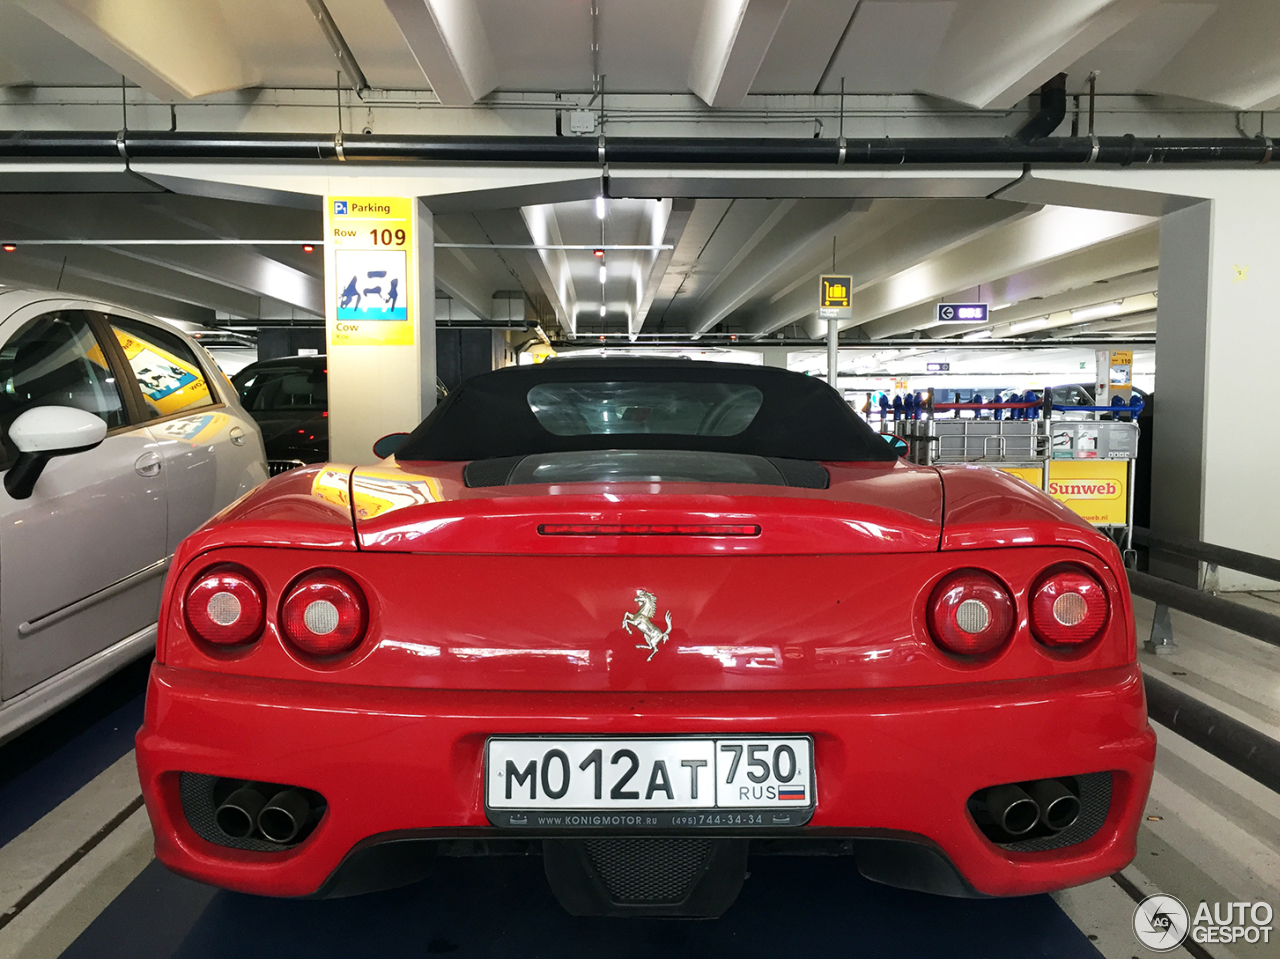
0,599,1276,959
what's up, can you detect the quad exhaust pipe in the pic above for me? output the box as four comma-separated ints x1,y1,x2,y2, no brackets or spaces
258,789,312,844
214,783,267,839
983,784,1041,836
978,778,1082,839
213,782,317,845
1028,779,1082,833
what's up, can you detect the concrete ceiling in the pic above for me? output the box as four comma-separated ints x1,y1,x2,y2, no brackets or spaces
0,188,1160,344
0,0,1276,110
0,0,1203,343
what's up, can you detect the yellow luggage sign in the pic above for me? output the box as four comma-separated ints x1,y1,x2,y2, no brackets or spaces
820,275,851,308
819,274,853,321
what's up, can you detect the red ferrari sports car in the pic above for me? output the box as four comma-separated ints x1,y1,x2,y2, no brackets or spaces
136,358,1155,916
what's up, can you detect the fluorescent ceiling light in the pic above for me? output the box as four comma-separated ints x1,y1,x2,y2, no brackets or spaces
595,196,606,219
990,302,1012,311
963,329,993,341
1070,300,1126,322
599,265,607,283
599,304,607,316
1009,317,1050,335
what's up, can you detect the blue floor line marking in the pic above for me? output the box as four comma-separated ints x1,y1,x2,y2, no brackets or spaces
0,660,149,848
62,855,1104,959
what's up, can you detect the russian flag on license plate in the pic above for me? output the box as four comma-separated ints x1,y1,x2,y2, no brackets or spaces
778,787,806,801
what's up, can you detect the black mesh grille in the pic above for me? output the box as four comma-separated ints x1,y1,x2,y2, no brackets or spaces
582,838,713,904
180,772,285,852
1000,772,1112,853
176,768,332,855
268,459,306,477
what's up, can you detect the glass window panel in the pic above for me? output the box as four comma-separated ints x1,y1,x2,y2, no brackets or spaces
109,316,215,419
527,382,763,437
0,311,127,468
233,364,327,411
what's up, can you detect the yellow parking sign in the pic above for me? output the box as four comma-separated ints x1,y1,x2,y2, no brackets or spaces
325,196,418,347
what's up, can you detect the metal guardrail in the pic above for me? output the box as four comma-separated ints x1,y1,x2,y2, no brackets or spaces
1143,674,1280,796
1134,527,1280,583
1122,531,1280,795
1126,570,1280,649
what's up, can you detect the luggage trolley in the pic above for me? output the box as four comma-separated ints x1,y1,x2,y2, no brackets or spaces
1043,400,1142,554
877,393,1049,486
873,391,1142,552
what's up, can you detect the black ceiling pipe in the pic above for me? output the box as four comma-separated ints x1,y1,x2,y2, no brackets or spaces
1015,73,1068,143
0,130,1272,165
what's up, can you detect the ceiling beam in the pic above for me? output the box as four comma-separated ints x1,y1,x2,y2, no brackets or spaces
432,222,493,320
106,245,321,316
687,198,864,336
921,0,1156,109
644,199,733,334
0,253,212,322
742,198,1032,338
0,244,273,317
1047,310,1156,338
925,261,1158,340
0,54,29,86
688,0,791,108
520,204,577,335
843,208,1153,339
1143,4,1280,110
17,0,255,100
0,195,322,316
922,230,1158,339
634,199,694,333
384,0,496,105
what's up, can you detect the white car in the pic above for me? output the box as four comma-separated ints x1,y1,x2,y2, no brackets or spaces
0,290,268,744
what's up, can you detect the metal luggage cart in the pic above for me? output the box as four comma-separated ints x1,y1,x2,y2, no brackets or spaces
1045,414,1141,552
872,395,1141,552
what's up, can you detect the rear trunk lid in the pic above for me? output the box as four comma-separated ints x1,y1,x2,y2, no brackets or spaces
352,458,942,555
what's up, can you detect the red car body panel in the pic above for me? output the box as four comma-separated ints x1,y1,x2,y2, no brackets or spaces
349,460,944,555
136,664,1153,899
137,456,1156,899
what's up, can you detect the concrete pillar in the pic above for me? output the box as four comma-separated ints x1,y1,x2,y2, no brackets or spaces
1152,190,1280,588
325,198,436,463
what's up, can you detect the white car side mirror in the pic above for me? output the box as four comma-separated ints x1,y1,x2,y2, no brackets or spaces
11,406,107,453
5,406,108,500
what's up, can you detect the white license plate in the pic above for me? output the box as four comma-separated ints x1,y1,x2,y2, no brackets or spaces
485,737,814,828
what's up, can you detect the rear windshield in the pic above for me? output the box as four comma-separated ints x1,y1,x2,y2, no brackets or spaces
233,363,327,411
397,360,898,463
528,382,763,437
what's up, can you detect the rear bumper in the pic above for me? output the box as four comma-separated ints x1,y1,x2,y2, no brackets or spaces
135,663,1155,899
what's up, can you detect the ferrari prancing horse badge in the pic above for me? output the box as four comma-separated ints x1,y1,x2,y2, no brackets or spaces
623,589,673,662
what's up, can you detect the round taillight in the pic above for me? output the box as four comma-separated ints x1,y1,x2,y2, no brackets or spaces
927,570,1015,656
1030,568,1108,645
280,570,368,657
185,564,265,646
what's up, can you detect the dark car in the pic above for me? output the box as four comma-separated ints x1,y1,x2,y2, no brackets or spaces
231,355,329,476
232,354,449,476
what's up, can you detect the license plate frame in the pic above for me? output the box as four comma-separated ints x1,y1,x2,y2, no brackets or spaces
484,735,816,830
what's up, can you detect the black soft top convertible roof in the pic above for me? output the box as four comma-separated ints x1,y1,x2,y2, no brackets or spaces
396,358,899,463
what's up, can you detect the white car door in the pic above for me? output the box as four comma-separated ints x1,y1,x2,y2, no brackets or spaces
0,309,168,700
102,313,267,552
